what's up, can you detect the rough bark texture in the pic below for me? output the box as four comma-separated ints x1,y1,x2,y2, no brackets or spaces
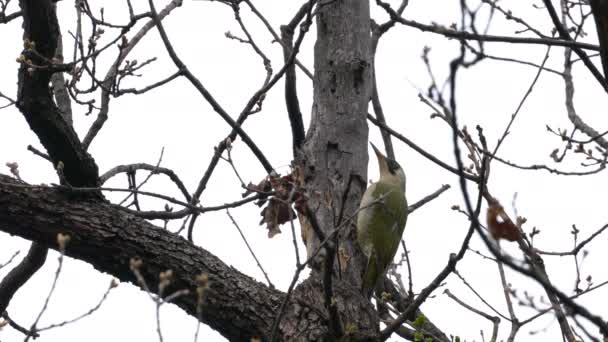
298,0,371,285
0,241,47,314
0,175,379,341
288,0,378,339
0,175,284,341
17,0,99,188
280,276,378,341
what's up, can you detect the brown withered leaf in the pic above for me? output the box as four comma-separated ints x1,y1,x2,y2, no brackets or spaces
260,198,296,238
244,178,272,207
250,172,304,238
487,203,522,242
244,180,271,196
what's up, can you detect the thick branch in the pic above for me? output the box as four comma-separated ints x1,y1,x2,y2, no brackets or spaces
281,19,306,155
0,175,284,341
17,0,99,188
0,243,48,314
0,10,21,24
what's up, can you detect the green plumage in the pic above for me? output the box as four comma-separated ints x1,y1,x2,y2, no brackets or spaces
357,146,407,299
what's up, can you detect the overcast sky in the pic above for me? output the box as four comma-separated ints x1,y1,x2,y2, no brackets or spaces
1,0,608,341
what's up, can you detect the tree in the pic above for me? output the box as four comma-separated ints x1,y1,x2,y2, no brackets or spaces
1,0,607,341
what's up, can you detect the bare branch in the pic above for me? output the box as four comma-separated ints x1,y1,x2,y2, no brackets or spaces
375,0,600,51
36,279,118,332
148,0,274,173
407,184,450,214
368,114,480,182
444,289,500,342
541,0,608,92
226,209,274,288
0,243,48,314
0,10,20,24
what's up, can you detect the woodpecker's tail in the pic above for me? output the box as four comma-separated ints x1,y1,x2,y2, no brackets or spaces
362,252,381,299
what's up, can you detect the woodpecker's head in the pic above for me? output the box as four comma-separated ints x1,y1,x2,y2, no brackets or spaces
370,142,405,190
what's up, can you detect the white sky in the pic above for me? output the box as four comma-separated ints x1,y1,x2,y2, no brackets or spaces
1,0,608,341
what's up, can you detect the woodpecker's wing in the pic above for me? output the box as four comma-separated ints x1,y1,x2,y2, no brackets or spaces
357,182,379,259
362,249,381,299
357,181,407,298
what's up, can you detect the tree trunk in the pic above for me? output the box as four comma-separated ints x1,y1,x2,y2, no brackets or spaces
285,0,378,340
299,0,371,285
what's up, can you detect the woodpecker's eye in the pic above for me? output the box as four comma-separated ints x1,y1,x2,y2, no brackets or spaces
387,159,400,175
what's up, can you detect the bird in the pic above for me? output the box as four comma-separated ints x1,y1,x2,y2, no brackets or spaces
357,142,407,299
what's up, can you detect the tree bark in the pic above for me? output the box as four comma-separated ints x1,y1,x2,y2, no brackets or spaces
0,175,284,341
17,0,99,188
298,0,372,285
289,0,378,340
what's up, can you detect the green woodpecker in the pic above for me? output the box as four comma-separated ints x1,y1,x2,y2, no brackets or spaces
357,142,407,298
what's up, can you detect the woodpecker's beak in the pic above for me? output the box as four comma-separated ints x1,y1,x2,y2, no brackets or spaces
370,142,386,160
370,142,388,176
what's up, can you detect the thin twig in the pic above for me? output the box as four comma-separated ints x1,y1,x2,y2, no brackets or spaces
26,242,67,341
226,209,274,288
448,37,608,337
0,251,20,270
537,223,608,256
444,289,500,342
148,0,274,173
497,260,520,342
407,184,450,214
37,279,118,331
493,45,552,154
368,114,480,182
453,270,509,321
375,0,600,51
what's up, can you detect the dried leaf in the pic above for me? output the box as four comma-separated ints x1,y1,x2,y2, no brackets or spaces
243,178,272,199
259,198,296,238
487,203,521,242
253,172,303,238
